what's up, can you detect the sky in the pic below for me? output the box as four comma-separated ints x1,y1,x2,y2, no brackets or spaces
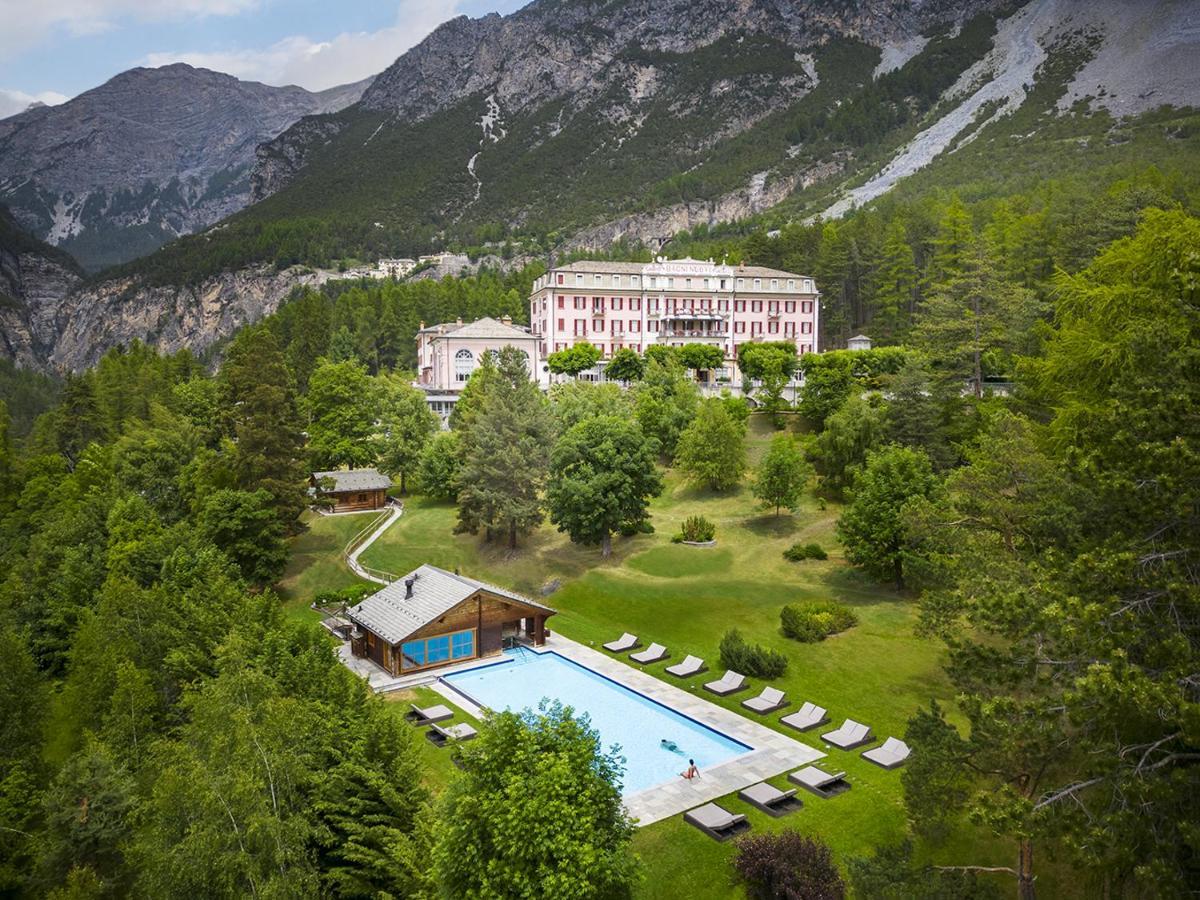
0,0,527,118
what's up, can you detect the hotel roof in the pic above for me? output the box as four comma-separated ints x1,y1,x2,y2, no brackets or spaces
547,257,813,281
347,564,556,645
417,316,533,340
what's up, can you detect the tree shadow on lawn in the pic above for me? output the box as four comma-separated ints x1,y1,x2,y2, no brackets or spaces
742,514,803,538
818,565,908,608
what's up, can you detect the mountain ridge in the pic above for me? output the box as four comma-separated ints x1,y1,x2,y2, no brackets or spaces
0,64,372,271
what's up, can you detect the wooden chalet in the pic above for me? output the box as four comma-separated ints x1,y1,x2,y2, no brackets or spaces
346,565,556,675
310,468,392,512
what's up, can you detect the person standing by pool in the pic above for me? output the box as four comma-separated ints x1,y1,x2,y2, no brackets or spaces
680,759,699,780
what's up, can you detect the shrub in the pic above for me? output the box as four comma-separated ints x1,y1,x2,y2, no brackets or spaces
783,542,828,562
679,515,716,542
780,601,858,643
719,629,788,678
734,830,845,900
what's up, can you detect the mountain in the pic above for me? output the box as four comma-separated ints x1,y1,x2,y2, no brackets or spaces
0,64,371,271
0,205,83,369
3,0,1199,372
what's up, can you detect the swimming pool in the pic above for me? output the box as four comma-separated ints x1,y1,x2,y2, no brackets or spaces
442,650,752,794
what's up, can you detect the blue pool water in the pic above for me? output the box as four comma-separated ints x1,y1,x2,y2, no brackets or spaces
442,650,752,794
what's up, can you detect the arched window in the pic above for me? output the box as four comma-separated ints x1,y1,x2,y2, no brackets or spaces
454,348,475,382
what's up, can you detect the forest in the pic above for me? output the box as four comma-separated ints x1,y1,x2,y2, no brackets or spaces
1,74,1199,890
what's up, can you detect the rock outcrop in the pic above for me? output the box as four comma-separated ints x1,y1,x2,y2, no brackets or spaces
0,64,371,270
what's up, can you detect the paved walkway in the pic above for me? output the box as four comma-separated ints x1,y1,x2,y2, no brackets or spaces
345,503,403,584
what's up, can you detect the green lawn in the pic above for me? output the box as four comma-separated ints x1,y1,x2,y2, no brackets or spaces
281,417,1040,897
276,511,378,623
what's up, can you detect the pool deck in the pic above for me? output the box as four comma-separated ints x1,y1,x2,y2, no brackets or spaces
338,632,825,827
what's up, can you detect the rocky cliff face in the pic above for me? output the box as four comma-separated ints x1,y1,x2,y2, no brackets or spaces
0,65,370,271
0,208,82,369
48,266,331,372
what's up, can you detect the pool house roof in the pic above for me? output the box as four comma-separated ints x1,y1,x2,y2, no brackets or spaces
347,564,556,645
311,468,392,493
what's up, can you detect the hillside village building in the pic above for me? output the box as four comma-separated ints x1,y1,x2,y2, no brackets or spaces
414,316,540,421
528,258,820,388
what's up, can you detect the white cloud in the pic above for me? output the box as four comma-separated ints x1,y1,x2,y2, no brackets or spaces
143,0,463,91
0,88,70,120
0,0,262,62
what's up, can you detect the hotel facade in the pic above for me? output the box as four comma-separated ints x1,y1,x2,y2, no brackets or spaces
528,258,819,389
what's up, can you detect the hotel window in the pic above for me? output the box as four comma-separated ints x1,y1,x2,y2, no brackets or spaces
720,278,729,290
631,297,641,310
557,318,564,331
718,299,727,311
575,296,585,310
768,301,779,313
685,278,692,288
613,297,623,310
595,274,602,285
556,273,564,285
804,279,813,292
593,319,603,332
771,279,778,289
593,297,604,312
754,278,762,289
752,321,763,334
557,297,564,309
648,321,659,333
611,320,621,334
703,278,710,290
575,320,586,335
802,343,812,353
752,300,763,312
769,321,779,334
785,322,795,335
735,321,746,333
785,301,795,313
802,322,813,334
737,278,744,289
576,273,583,285
631,320,640,332
631,275,639,286
787,279,795,290
668,277,675,288
613,275,621,287
802,301,813,314
454,349,475,382
649,297,658,312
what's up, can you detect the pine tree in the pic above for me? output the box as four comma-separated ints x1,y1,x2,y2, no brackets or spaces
456,348,553,548
874,219,919,340
928,195,974,286
219,327,307,527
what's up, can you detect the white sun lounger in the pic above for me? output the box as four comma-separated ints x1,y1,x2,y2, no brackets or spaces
742,686,788,714
630,642,669,664
665,655,706,678
603,632,639,652
788,765,850,798
821,718,873,749
738,781,801,816
862,736,911,769
780,702,828,732
426,722,478,746
405,703,453,725
683,802,750,841
703,670,747,696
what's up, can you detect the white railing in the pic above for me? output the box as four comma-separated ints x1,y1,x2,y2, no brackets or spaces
342,503,402,583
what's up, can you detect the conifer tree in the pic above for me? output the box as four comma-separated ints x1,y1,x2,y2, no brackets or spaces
219,327,307,527
456,347,553,548
874,219,919,340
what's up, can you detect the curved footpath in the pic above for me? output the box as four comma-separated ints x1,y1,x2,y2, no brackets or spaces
345,503,403,584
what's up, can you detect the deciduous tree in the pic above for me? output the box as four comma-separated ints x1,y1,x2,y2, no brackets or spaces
674,398,746,491
304,358,379,469
547,416,663,556
375,374,438,494
751,434,811,516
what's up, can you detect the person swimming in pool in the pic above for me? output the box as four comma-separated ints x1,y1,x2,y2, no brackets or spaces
661,739,680,752
680,759,699,780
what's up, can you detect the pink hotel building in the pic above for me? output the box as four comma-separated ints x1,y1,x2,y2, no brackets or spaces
528,257,819,388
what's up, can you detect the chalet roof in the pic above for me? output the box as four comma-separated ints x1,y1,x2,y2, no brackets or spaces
311,468,392,493
418,316,533,340
347,564,555,645
848,334,872,342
